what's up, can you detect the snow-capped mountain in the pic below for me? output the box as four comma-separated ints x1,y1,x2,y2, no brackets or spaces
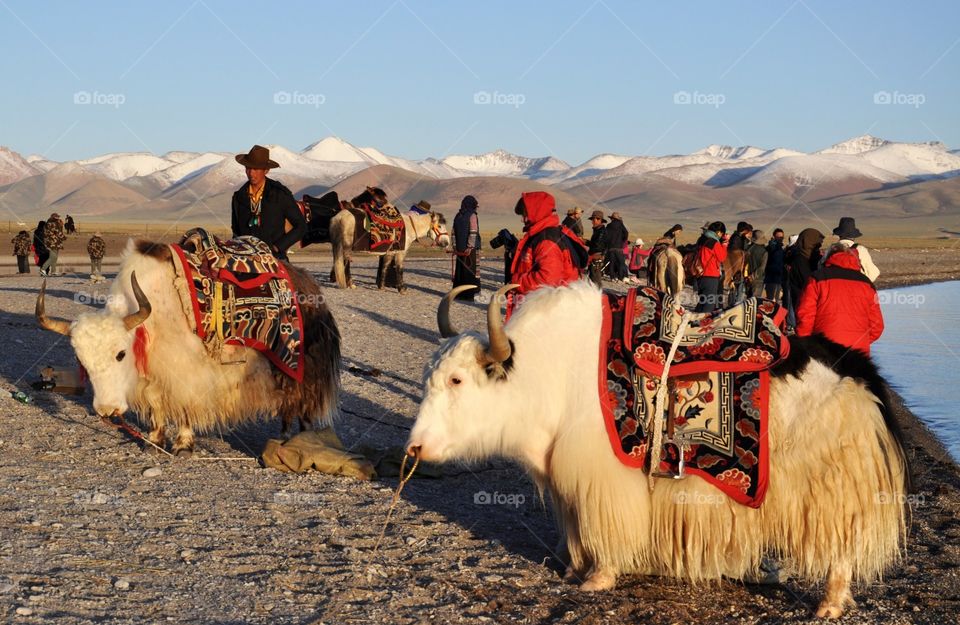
3,134,958,222
441,149,570,178
818,134,891,155
0,147,40,185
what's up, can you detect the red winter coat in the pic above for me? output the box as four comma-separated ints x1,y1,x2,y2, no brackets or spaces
508,192,581,315
796,249,883,354
697,238,727,278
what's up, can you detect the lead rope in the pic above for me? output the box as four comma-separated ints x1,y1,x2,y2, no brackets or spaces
373,450,420,553
648,311,693,490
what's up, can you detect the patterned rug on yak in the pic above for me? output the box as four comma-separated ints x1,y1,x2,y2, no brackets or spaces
599,287,790,507
170,228,304,381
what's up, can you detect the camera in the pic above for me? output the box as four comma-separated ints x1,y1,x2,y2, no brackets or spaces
490,228,518,252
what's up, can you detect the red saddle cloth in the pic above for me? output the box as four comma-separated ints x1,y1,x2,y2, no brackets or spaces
171,228,304,381
599,287,790,507
361,203,405,251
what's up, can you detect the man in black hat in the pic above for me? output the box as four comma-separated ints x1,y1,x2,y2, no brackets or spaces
586,210,608,286
823,216,879,282
231,145,307,260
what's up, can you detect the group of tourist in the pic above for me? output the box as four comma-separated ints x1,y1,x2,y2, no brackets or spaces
10,213,106,281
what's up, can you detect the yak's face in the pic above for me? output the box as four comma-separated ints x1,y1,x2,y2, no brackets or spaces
71,313,139,417
36,272,152,418
409,334,504,463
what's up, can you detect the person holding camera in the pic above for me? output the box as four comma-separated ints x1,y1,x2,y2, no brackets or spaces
507,192,582,316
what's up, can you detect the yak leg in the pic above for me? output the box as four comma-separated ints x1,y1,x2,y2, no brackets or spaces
580,566,617,592
816,560,855,618
146,423,166,454
172,421,195,458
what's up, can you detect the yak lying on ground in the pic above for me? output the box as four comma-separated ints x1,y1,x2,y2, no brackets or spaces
36,240,341,456
408,281,909,618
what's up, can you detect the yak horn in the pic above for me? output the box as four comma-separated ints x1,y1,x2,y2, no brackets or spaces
35,280,72,336
482,284,519,365
437,285,478,337
122,272,152,331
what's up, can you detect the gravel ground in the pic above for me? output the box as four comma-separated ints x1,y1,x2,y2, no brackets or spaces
0,253,957,625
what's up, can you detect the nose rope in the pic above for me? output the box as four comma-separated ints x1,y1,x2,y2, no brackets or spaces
373,449,420,553
99,413,173,457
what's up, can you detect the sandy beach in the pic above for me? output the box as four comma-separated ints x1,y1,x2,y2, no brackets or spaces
0,251,957,624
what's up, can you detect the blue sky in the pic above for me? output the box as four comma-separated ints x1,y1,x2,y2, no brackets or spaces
1,0,957,164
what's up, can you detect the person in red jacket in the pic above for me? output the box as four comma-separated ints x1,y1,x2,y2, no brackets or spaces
695,221,728,313
507,191,582,316
796,244,884,354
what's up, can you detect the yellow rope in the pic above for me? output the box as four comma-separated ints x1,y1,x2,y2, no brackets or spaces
373,451,420,553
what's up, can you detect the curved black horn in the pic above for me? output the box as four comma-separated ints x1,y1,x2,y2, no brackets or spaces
437,285,478,338
35,280,72,336
122,272,152,331
482,284,519,365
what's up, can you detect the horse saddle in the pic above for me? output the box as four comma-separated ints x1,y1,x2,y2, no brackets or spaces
299,191,341,247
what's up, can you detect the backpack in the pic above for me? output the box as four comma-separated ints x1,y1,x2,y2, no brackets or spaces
682,247,704,278
527,226,589,271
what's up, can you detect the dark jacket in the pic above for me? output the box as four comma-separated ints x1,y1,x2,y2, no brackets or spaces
745,241,768,284
785,228,824,309
231,177,306,258
453,195,480,252
764,238,786,284
796,250,883,354
605,218,628,250
588,224,608,256
561,215,584,241
728,231,749,252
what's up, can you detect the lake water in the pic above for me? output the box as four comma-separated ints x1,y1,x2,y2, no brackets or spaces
871,281,959,462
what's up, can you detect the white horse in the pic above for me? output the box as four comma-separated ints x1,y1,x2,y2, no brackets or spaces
329,206,450,292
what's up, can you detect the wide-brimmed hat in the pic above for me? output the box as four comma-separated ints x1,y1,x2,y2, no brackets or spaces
833,216,862,239
589,210,607,222
415,200,431,211
610,211,623,220
235,144,280,169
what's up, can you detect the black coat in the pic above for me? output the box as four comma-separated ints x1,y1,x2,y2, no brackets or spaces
231,178,306,258
765,239,786,284
588,225,608,255
605,219,628,249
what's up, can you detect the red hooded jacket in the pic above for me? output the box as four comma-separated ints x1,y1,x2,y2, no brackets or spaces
697,237,728,278
508,192,581,313
796,249,883,354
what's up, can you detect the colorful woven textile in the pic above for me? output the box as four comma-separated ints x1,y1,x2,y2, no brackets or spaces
171,228,304,381
599,287,789,506
361,204,404,250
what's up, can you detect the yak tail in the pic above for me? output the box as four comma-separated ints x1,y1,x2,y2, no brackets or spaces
281,264,342,428
330,214,350,289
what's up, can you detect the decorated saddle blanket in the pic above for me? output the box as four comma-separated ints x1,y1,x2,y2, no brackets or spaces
600,287,789,507
355,203,404,251
170,228,304,381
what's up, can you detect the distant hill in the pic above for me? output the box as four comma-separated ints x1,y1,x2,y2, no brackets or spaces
0,134,956,236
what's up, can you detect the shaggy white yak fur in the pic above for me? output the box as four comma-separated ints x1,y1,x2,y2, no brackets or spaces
329,209,450,290
41,240,341,456
408,280,907,618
